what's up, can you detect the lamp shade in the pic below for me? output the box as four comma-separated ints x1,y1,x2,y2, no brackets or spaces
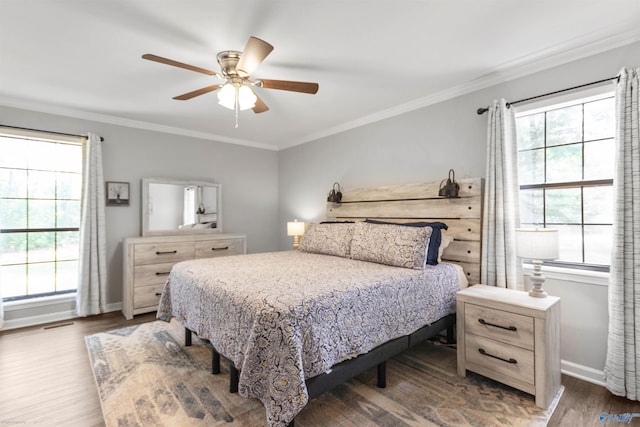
287,221,305,237
515,228,559,260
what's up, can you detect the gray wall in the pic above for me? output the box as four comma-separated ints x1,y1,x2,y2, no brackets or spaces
277,41,640,379
1,106,279,308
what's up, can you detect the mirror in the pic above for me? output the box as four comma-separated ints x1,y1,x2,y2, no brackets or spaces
142,177,222,236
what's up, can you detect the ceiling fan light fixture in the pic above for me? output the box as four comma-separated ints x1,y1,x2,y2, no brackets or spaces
217,83,257,111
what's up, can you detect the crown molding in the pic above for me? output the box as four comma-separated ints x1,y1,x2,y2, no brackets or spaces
283,27,640,150
0,96,279,151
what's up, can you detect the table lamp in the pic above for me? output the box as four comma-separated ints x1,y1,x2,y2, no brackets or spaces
287,220,306,249
515,228,559,298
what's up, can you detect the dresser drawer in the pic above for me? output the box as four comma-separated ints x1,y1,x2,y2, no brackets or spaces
134,262,176,287
133,284,165,309
465,303,534,350
195,238,244,258
134,242,194,265
465,333,535,393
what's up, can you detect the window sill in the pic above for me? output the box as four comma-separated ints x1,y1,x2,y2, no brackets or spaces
522,264,609,287
3,293,76,311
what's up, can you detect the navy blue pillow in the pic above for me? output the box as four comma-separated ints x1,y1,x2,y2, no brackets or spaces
364,219,448,265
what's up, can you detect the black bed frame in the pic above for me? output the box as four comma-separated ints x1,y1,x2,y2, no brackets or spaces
184,313,455,426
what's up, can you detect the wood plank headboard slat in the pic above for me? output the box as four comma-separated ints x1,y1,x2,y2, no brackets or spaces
340,178,482,202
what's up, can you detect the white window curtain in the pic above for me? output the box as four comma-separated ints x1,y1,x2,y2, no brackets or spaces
481,99,522,289
605,67,640,401
76,133,107,316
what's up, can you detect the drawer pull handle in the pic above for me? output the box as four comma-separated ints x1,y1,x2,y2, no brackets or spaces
211,246,229,251
156,250,177,255
478,318,517,331
478,348,517,364
155,292,162,297
155,271,170,276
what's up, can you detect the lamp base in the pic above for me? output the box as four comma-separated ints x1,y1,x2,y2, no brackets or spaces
528,260,548,298
529,287,548,298
293,235,300,250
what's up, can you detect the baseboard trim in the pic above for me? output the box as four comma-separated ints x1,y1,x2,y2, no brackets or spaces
1,302,123,331
561,359,606,387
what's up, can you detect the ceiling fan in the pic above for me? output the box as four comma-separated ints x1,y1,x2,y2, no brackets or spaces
142,36,319,126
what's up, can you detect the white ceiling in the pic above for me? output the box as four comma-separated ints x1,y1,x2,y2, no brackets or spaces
1,1,639,151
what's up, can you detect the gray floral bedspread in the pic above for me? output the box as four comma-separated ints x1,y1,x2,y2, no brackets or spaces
157,251,459,426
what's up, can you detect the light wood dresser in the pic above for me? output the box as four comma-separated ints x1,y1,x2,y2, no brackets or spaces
122,233,246,320
456,284,561,409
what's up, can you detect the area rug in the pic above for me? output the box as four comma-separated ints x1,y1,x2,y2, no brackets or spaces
85,320,563,426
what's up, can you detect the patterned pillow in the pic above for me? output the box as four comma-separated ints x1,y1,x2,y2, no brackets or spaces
298,222,355,257
350,221,432,269
364,219,447,265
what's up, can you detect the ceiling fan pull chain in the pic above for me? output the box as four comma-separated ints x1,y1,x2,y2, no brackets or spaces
234,85,240,128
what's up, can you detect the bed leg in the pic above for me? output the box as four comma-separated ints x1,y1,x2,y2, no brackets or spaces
212,349,220,375
377,361,386,388
447,324,456,344
230,365,239,393
185,328,192,346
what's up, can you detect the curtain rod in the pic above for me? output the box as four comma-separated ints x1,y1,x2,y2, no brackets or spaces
476,75,620,115
0,125,104,141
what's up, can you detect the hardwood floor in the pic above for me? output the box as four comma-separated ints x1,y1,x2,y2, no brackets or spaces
0,312,156,427
1,312,638,427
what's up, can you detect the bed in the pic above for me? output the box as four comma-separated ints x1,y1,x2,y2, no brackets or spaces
157,178,483,426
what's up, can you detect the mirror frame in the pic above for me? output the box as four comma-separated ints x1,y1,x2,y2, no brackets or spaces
142,177,222,236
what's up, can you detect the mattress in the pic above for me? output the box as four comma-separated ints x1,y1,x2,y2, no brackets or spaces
157,250,461,426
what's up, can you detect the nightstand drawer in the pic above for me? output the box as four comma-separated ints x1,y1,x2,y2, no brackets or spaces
465,303,534,350
465,333,535,393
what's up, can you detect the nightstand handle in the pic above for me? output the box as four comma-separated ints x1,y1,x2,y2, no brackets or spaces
478,348,517,364
211,246,229,251
478,318,517,331
156,250,177,255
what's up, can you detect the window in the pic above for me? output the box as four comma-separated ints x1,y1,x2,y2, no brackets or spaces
515,91,615,272
0,128,83,301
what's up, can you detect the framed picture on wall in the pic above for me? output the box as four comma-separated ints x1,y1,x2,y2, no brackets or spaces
106,181,130,206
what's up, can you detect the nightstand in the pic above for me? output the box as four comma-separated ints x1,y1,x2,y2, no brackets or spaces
456,285,561,409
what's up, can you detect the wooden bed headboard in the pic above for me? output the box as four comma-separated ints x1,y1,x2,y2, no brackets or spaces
326,178,484,284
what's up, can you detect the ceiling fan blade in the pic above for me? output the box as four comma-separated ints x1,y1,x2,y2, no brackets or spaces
252,95,270,114
260,79,319,94
142,54,219,77
236,36,274,77
173,85,221,100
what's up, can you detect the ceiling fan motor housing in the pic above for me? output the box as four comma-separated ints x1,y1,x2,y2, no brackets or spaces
217,51,242,77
